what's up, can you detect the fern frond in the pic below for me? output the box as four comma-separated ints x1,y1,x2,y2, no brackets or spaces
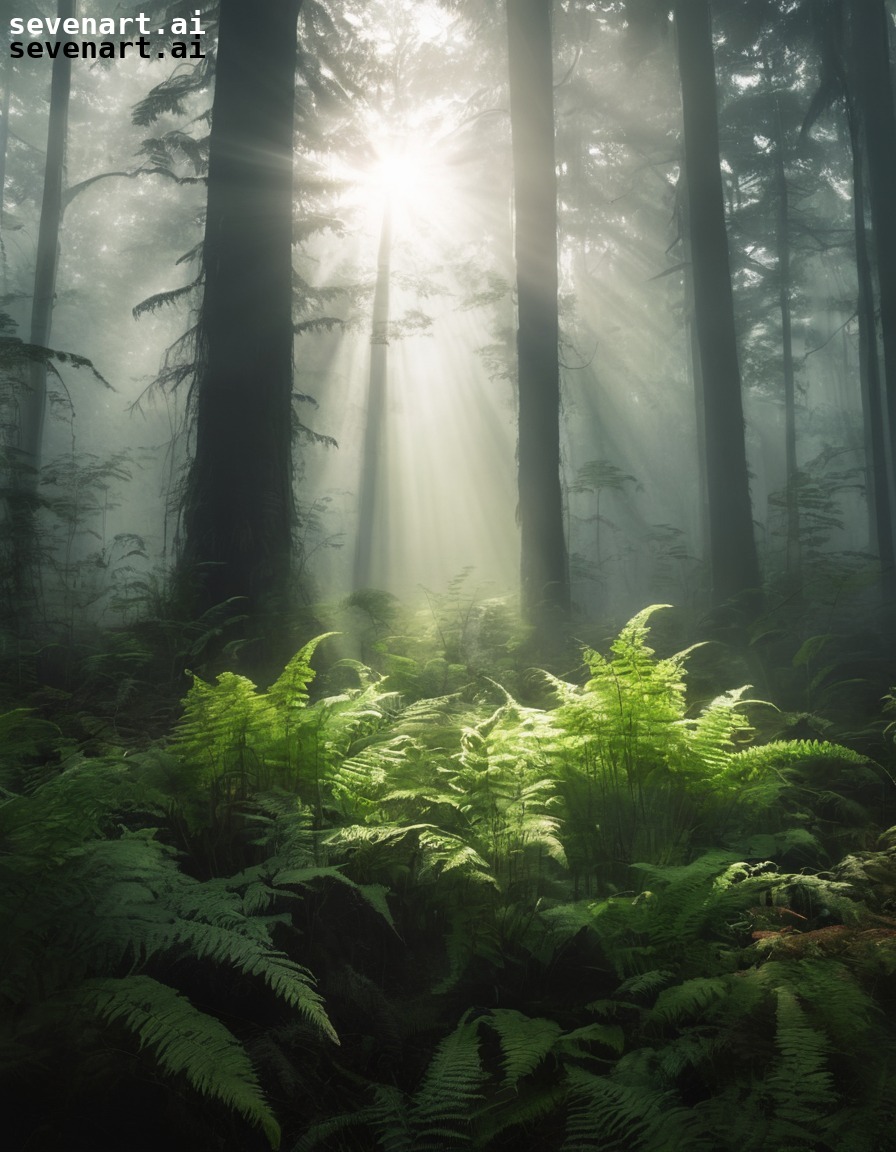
727,739,867,781
271,864,395,929
132,279,200,318
757,958,877,1051
766,985,835,1132
649,976,730,1025
138,915,337,1042
556,1022,626,1059
368,1083,415,1152
614,969,677,1000
487,1009,563,1086
78,975,282,1148
416,827,497,885
411,1015,484,1147
562,1067,683,1151
293,1107,374,1151
267,633,337,714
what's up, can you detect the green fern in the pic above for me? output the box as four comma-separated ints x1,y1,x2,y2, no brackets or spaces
169,669,274,798
767,985,834,1130
487,1009,563,1087
649,976,731,1025
78,976,283,1148
562,1066,706,1151
411,1014,485,1147
294,1015,485,1151
0,753,337,1147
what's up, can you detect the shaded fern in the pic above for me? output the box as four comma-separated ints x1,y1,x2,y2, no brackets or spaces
79,976,283,1149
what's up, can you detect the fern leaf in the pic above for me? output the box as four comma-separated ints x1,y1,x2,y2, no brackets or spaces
649,976,730,1025
369,1083,415,1152
267,633,338,714
562,1067,670,1150
562,1064,710,1151
158,921,337,1042
557,1022,626,1057
727,739,867,781
411,1015,484,1147
293,1108,377,1151
767,985,834,1128
614,970,677,999
271,865,395,930
78,975,282,1148
487,1009,563,1086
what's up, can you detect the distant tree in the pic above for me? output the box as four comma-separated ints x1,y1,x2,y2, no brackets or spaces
506,0,569,624
848,0,896,589
179,0,302,625
353,192,391,593
848,99,894,587
672,0,761,604
0,62,10,233
715,36,814,580
799,0,896,592
17,0,75,507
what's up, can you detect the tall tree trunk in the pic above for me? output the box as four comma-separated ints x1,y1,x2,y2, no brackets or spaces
849,0,896,521
673,0,761,604
180,0,301,621
677,168,710,577
0,60,10,236
772,97,800,576
18,0,75,500
506,0,569,624
353,201,392,591
847,101,895,590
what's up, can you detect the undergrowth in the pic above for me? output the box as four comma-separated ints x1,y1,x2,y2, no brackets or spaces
3,604,896,1150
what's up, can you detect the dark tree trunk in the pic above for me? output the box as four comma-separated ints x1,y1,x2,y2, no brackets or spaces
353,201,392,591
849,0,896,514
772,97,800,575
0,61,10,235
673,0,761,604
847,101,895,589
677,168,710,577
180,0,301,620
506,0,569,623
19,0,75,498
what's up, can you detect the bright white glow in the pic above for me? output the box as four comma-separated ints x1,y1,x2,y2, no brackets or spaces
414,3,452,43
332,117,460,232
297,0,517,598
371,145,430,207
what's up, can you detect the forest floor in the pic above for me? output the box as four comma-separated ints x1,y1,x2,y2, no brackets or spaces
4,595,896,1151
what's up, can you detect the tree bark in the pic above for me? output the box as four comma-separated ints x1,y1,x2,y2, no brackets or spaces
847,100,895,589
0,60,10,235
18,0,75,498
673,0,761,604
353,201,392,591
849,0,896,526
506,0,569,623
677,167,710,577
180,0,301,620
772,97,800,576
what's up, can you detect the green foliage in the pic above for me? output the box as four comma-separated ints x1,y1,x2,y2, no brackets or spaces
488,1009,563,1087
78,976,283,1148
0,744,336,1148
297,1014,485,1151
561,1066,705,1152
6,606,896,1150
549,606,867,887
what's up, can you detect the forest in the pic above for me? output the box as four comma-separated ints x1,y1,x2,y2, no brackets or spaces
3,0,896,1148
